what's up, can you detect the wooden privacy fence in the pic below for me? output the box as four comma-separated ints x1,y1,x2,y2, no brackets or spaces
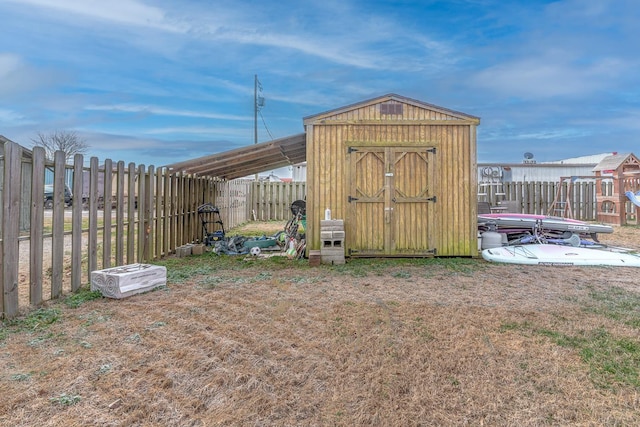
250,181,307,221
250,180,605,222
0,141,250,319
478,180,607,220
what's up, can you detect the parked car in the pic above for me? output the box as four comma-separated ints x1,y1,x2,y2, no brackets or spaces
44,184,73,208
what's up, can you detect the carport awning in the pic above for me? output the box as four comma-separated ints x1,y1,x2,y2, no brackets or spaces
165,133,306,180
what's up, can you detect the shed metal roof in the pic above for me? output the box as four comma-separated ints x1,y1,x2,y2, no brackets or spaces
165,133,306,180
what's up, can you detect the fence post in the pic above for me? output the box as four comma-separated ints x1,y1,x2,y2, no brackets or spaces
71,154,84,292
1,142,21,318
30,147,45,305
127,163,136,264
88,157,99,274
137,164,146,262
51,151,66,299
103,159,113,269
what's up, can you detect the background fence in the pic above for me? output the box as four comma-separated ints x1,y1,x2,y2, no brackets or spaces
479,180,615,220
249,181,307,221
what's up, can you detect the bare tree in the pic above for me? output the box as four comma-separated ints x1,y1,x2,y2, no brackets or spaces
31,130,89,163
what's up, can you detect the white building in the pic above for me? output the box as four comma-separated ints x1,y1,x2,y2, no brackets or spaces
478,152,615,184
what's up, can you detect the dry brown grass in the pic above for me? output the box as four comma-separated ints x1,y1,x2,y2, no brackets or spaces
2,224,640,426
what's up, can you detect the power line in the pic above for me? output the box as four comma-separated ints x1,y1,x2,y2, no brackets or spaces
259,110,274,140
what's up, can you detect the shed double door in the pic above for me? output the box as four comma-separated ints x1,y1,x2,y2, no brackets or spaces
347,146,437,256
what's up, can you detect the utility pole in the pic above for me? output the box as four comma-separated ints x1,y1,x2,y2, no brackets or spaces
254,75,259,181
254,74,264,181
254,74,258,148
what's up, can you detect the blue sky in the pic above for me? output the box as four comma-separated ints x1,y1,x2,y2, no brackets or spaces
1,0,638,172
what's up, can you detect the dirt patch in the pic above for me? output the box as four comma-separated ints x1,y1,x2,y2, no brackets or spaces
2,225,640,426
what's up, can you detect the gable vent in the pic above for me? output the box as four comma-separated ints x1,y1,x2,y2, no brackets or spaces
380,103,403,115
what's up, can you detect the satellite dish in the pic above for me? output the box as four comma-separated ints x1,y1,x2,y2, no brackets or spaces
524,152,534,159
482,167,494,176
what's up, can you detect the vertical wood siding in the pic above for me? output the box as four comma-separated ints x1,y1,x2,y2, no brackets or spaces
306,99,478,257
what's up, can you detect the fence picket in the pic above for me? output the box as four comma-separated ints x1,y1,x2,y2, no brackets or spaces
51,151,66,298
115,161,125,266
2,142,21,317
127,162,136,264
103,159,113,269
71,154,83,292
30,147,45,305
88,157,99,274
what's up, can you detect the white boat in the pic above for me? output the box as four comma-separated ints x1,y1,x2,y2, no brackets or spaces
482,244,640,267
477,213,613,235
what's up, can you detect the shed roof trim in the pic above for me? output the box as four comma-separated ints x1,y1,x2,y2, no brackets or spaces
303,93,480,124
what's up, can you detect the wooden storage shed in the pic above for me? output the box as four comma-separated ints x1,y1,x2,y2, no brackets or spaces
303,94,480,257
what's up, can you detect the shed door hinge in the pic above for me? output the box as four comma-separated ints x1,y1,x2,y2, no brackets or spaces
348,249,359,256
427,147,436,154
347,146,358,154
427,196,437,203
348,196,359,203
426,248,437,255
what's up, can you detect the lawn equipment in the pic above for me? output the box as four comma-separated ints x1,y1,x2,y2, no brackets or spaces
197,203,225,246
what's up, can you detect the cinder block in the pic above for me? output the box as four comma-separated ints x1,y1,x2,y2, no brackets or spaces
191,244,205,255
320,219,344,228
322,239,344,248
321,254,346,265
176,244,193,257
320,226,344,232
332,231,346,239
320,231,334,239
91,264,167,299
320,247,345,256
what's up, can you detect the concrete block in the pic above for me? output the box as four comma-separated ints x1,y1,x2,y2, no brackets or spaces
320,226,345,232
321,254,346,265
320,219,344,228
176,244,193,257
320,231,334,239
320,247,345,256
322,239,344,248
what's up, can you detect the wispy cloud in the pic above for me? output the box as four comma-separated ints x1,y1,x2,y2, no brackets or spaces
8,0,188,32
471,56,627,99
85,104,250,121
0,108,28,124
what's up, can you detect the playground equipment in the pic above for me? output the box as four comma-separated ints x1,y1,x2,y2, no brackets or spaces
594,153,640,225
547,153,640,225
